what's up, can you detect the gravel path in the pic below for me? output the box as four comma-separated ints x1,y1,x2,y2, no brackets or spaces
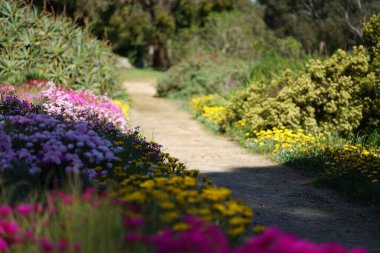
125,80,380,252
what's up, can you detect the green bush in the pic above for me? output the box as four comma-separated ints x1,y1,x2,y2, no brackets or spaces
229,43,379,136
156,53,249,98
0,0,122,97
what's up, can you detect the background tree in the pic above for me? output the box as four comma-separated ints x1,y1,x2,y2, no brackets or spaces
29,0,255,68
257,0,380,54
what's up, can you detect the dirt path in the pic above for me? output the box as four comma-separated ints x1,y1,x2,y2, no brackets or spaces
125,80,380,252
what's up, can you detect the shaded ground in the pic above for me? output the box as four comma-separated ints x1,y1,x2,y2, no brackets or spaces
125,80,380,252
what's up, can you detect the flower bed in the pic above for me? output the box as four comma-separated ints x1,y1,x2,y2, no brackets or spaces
0,81,369,252
244,127,380,186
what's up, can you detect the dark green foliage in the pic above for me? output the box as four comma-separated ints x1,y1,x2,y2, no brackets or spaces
258,0,380,54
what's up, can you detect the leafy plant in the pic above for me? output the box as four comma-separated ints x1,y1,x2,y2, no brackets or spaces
0,0,122,97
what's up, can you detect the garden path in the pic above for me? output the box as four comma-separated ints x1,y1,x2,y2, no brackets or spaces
125,80,380,252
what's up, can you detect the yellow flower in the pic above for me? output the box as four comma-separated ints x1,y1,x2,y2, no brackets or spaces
202,187,231,201
228,226,245,236
173,223,190,231
113,99,129,116
163,211,179,222
184,176,197,187
228,217,251,226
121,191,146,204
140,180,155,188
252,225,265,233
160,201,175,209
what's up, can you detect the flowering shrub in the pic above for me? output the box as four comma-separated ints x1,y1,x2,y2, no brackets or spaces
0,112,122,186
1,81,129,132
324,144,380,184
38,87,128,132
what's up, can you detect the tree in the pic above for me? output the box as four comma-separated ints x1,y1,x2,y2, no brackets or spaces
29,0,255,68
257,0,380,54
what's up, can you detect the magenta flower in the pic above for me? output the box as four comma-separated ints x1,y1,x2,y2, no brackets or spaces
16,204,33,216
0,206,12,216
57,239,68,253
123,217,144,229
0,221,19,237
39,237,55,252
0,238,9,252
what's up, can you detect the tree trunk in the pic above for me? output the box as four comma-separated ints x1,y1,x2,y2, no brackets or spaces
153,41,166,69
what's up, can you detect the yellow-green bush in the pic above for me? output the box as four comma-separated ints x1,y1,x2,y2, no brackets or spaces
229,39,379,135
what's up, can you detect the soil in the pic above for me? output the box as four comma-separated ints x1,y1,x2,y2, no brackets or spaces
125,80,380,252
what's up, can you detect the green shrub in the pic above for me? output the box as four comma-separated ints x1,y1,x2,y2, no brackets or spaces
156,53,249,98
0,0,121,97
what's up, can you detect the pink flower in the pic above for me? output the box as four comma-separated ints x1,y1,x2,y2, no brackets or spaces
23,230,35,242
40,237,55,252
123,217,144,229
16,204,33,215
124,232,144,243
0,206,12,216
82,188,94,201
0,238,9,252
0,221,19,237
57,239,68,253
73,241,82,252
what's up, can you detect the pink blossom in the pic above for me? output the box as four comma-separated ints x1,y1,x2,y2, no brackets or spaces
0,238,9,252
123,217,144,228
57,239,68,253
73,241,82,252
39,237,55,252
0,206,12,216
16,204,33,215
0,221,19,237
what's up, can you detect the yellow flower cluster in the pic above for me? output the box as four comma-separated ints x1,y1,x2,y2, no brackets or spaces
324,144,380,184
114,174,253,237
252,127,325,155
190,95,215,115
190,95,228,127
202,106,227,125
249,127,380,184
113,99,129,117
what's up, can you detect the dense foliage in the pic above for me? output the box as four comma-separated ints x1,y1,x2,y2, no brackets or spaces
0,0,122,97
